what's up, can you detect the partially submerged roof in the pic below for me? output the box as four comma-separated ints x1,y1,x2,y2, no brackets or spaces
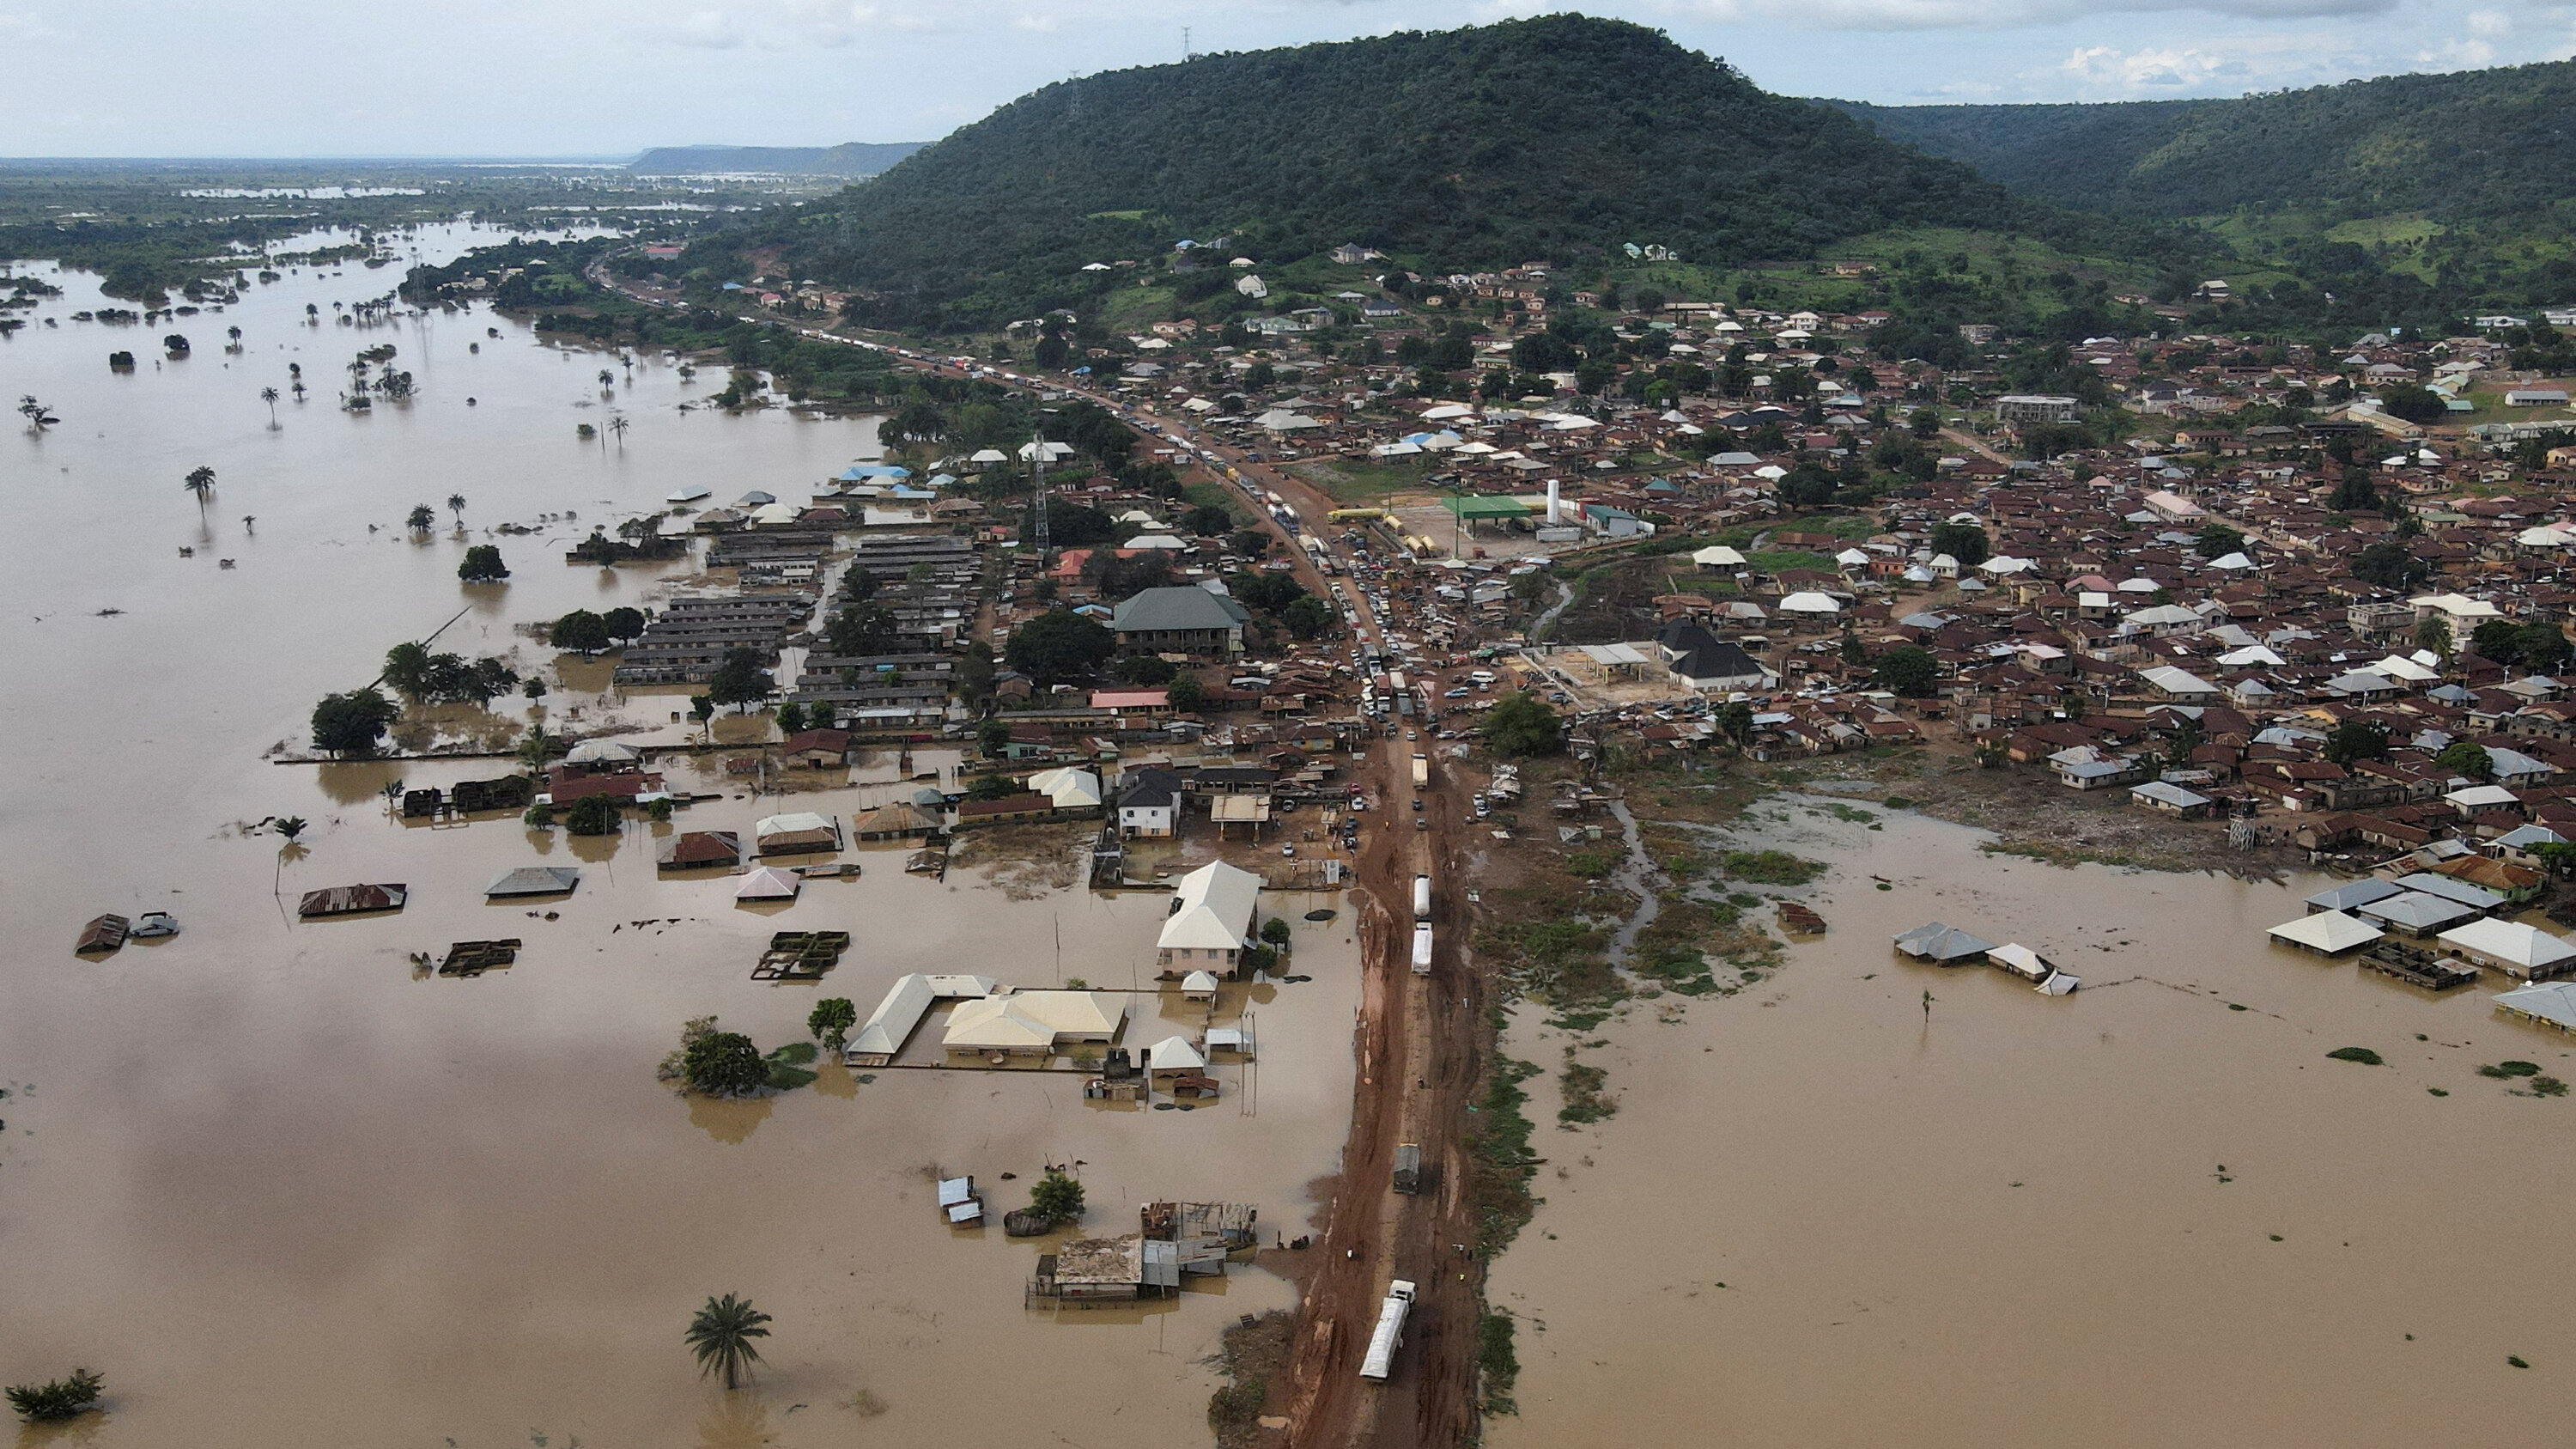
2268,910,2383,954
298,883,407,917
734,866,804,900
485,866,580,898
1892,922,1995,961
2494,980,2576,1032
1158,861,1262,952
2436,917,2576,973
2306,879,2403,913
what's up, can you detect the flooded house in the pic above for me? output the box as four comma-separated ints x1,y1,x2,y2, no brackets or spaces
658,831,744,870
754,811,841,855
1156,861,1263,975
941,989,1127,1063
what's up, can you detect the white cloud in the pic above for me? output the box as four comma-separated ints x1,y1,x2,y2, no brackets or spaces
1680,0,2397,27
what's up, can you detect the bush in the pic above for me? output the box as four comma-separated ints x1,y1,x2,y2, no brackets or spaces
458,544,510,581
1030,1169,1085,1222
523,802,556,829
1720,849,1823,885
683,1026,769,1097
564,794,622,835
6,1368,103,1422
2477,1060,2541,1078
2325,1046,2385,1066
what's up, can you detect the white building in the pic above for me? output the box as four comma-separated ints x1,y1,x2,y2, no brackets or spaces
1157,860,1262,972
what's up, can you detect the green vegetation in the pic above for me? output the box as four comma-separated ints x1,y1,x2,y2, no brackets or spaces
1482,692,1564,758
564,795,622,836
2325,1046,2385,1066
382,641,516,705
807,998,857,1051
457,544,509,582
709,15,2074,329
2477,1060,2543,1079
1029,1170,1087,1223
1558,1057,1616,1126
1720,849,1825,886
1466,1054,1543,1255
1477,1310,1522,1416
663,1017,770,1099
683,1293,771,1391
6,1369,103,1423
310,687,399,757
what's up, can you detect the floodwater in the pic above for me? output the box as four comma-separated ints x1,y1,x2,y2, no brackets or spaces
1488,806,2576,1447
1,234,1363,1444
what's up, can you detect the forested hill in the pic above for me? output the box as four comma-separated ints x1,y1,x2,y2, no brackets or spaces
721,15,2057,325
629,143,924,177
1831,58,2576,221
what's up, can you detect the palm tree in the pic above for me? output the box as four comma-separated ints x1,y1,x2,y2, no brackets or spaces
447,492,467,525
261,387,281,426
606,413,629,452
183,465,216,506
598,368,615,394
517,722,556,778
683,1294,771,1391
18,394,55,429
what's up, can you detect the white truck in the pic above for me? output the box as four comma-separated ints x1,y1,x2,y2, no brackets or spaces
1359,1280,1418,1382
1412,873,1432,922
1411,752,1430,788
1411,922,1434,976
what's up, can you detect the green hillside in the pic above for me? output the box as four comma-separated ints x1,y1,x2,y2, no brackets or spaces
629,143,924,177
1832,60,2576,222
714,15,2093,327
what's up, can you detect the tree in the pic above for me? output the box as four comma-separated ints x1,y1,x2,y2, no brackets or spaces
1483,692,1564,758
383,641,434,698
261,387,281,425
2330,466,2380,514
1777,463,1837,508
6,1368,104,1423
274,815,307,843
1233,571,1309,613
776,701,807,734
1716,700,1755,746
182,465,216,504
683,1294,772,1391
565,794,622,836
708,647,775,711
1873,644,1940,697
826,603,900,656
459,545,510,581
2196,524,2245,558
407,503,435,531
2377,383,2448,424
1165,673,1206,712
550,609,612,654
603,606,647,643
1116,654,1178,685
1260,916,1293,948
682,1027,769,1099
311,688,398,756
1184,503,1233,535
1005,609,1116,684
2436,740,2495,782
2322,719,2391,766
1928,521,1990,568
1283,594,1334,639
19,394,58,429
1029,1170,1086,1223
1908,407,1941,439
808,997,857,1050
2349,541,2426,592
518,723,557,777
2414,617,2452,660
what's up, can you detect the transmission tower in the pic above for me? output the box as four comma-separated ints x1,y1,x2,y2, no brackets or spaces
1030,437,1050,563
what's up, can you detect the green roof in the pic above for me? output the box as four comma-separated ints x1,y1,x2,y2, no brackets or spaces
1442,495,1533,521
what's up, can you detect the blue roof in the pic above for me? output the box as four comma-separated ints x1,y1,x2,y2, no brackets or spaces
837,464,912,481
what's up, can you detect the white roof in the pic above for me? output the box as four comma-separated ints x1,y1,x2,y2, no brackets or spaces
1146,1034,1206,1071
734,866,804,900
2445,784,2521,809
2408,592,2503,620
2494,979,2576,1031
563,739,641,764
756,811,835,837
2268,910,2383,953
1988,942,2054,980
1180,970,1221,994
1026,766,1104,810
850,973,995,1059
1692,545,1748,567
944,990,1127,1050
2372,654,2441,683
2138,665,2217,696
1778,591,1842,614
1158,861,1262,952
2437,917,2576,971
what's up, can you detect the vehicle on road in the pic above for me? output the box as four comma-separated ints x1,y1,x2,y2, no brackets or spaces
1361,1280,1418,1380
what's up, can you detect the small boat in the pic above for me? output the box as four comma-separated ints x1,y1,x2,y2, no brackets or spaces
130,910,181,939
76,914,130,953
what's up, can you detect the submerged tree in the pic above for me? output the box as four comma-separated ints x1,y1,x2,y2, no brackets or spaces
1029,1170,1086,1224
5,1367,104,1422
183,464,216,504
310,688,398,757
261,386,281,426
458,545,510,582
683,1294,771,1391
806,998,857,1051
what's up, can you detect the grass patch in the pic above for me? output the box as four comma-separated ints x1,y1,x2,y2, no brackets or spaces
769,1041,818,1065
1564,849,1622,880
765,1062,818,1091
1289,458,1430,504
2326,1046,2385,1066
1182,480,1254,523
2477,1060,2542,1078
1477,1310,1522,1416
1206,1308,1291,1449
2532,1076,2569,1098
1467,1055,1544,1255
1558,1056,1616,1126
1721,849,1825,886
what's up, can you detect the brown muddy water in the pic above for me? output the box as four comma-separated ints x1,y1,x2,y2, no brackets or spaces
1,235,1361,1445
1490,806,2576,1448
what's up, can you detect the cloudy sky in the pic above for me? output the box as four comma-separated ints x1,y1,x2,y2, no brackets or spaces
3,0,2572,156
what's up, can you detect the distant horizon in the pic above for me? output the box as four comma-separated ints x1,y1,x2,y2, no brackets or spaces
3,3,2570,157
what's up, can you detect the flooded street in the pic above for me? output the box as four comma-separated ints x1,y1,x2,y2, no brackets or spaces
1489,807,2576,1447
2,237,1363,1444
